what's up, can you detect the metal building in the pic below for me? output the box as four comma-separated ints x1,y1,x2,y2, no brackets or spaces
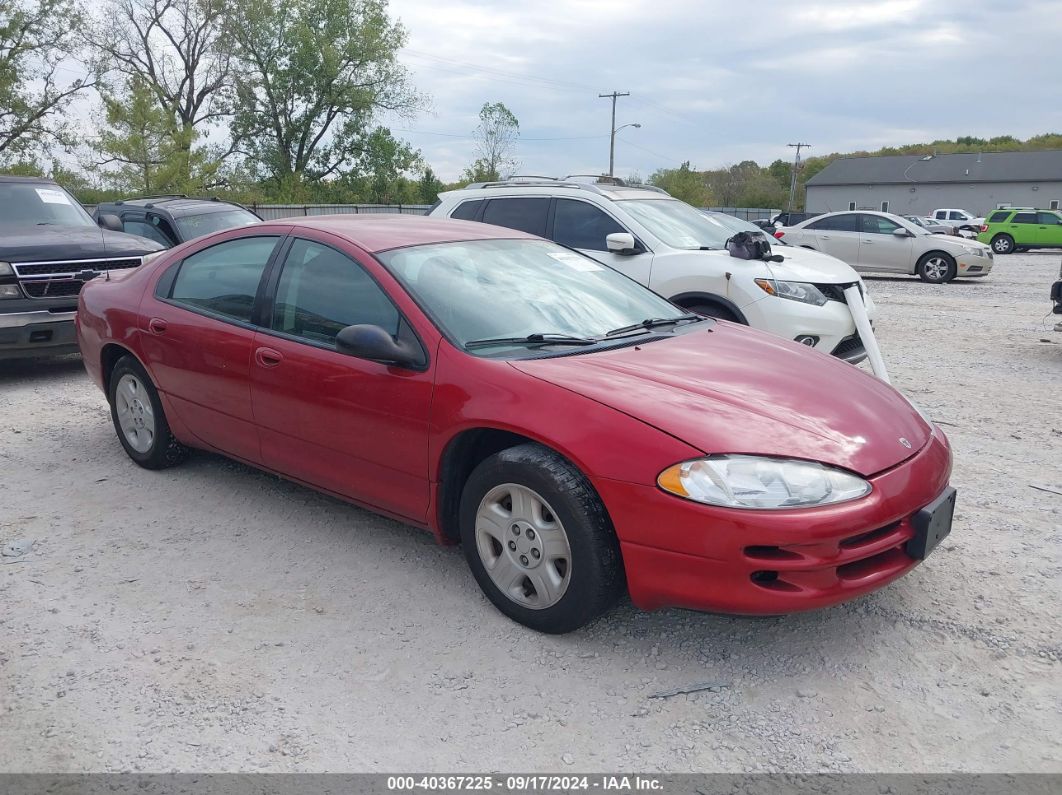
804,151,1062,216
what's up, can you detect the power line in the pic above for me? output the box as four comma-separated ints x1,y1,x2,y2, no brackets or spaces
599,90,630,177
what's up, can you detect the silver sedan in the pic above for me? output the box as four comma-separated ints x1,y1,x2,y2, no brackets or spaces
776,211,993,284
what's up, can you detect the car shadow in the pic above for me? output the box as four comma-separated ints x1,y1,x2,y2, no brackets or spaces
862,275,989,285
0,354,84,386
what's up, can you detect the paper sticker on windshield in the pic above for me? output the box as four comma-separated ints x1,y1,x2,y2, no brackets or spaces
35,188,71,205
548,252,603,272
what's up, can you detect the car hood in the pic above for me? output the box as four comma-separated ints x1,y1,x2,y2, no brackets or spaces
511,324,931,477
921,234,991,255
762,245,863,283
0,225,164,262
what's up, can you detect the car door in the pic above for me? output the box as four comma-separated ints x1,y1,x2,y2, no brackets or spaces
249,234,434,522
858,214,913,272
1008,211,1038,246
550,197,653,284
140,234,284,463
1036,211,1062,246
802,213,862,265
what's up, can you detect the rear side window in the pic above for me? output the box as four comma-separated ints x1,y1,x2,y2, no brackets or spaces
987,211,1011,223
552,199,625,251
1012,212,1037,224
169,236,279,322
450,200,483,221
806,214,859,232
481,198,550,237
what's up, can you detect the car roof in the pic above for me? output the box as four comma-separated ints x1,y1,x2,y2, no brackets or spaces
98,195,250,217
0,175,58,185
266,214,538,253
441,177,670,202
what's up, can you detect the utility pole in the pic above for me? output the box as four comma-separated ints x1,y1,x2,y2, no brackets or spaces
786,142,811,214
600,91,630,177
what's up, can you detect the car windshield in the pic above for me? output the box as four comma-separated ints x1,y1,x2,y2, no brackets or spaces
702,212,789,245
0,182,95,228
174,208,259,239
619,199,731,249
379,238,692,358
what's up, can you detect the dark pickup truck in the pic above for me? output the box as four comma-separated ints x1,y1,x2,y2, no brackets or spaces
0,176,164,360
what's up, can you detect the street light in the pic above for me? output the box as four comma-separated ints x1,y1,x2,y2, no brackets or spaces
609,122,641,177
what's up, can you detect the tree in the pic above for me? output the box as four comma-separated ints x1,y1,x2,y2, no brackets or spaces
462,101,518,182
228,0,420,194
649,161,710,206
89,0,234,188
417,165,443,204
0,0,88,160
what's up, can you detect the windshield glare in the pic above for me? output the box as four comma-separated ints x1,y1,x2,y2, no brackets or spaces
620,199,731,249
380,239,688,357
175,208,259,238
0,182,95,228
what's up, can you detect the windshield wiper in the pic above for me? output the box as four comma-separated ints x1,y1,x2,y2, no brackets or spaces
606,315,703,337
465,333,598,350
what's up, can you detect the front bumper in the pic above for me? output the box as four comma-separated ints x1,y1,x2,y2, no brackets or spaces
956,251,993,277
740,287,878,362
0,310,79,359
596,426,952,615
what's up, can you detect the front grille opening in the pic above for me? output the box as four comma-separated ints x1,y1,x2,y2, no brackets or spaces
744,545,802,562
29,330,53,343
750,570,801,592
840,521,901,550
837,548,907,581
22,281,84,298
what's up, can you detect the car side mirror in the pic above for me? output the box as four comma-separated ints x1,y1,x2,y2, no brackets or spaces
98,213,123,232
335,324,421,368
893,227,913,237
606,232,639,254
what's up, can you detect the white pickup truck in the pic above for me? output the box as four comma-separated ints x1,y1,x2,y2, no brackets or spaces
930,208,985,234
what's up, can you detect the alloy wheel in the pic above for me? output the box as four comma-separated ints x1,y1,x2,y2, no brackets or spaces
475,483,572,610
923,257,950,282
114,373,155,453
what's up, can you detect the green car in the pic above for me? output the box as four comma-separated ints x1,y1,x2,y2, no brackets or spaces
977,208,1062,254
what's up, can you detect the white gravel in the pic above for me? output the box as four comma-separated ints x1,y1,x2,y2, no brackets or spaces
1,252,1060,773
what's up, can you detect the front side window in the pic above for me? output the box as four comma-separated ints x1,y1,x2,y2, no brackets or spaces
860,214,902,235
619,199,729,249
169,236,279,322
271,238,400,346
0,182,95,228
379,239,685,358
807,214,859,232
553,199,625,251
174,208,260,240
1036,211,1062,225
481,198,550,237
1012,212,1037,224
123,217,175,247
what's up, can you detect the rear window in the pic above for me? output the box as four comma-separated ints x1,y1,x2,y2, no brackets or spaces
481,198,550,237
987,211,1011,224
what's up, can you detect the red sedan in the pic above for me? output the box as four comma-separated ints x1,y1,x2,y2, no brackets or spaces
76,216,955,633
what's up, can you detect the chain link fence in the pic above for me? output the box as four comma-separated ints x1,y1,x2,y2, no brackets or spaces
248,203,433,220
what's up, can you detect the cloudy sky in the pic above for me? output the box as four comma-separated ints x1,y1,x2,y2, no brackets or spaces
385,0,1062,180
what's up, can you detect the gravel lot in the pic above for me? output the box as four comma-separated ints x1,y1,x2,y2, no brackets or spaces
1,252,1060,774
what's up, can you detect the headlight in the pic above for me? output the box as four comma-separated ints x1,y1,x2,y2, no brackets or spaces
754,279,828,306
657,455,871,510
0,284,22,299
0,261,13,277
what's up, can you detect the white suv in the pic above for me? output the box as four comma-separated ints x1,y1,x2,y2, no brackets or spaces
429,178,878,364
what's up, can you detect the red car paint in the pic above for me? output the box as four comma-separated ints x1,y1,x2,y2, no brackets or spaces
77,216,953,615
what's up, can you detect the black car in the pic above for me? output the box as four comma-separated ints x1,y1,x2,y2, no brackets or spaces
1051,262,1062,331
92,195,261,247
771,211,821,227
0,177,164,360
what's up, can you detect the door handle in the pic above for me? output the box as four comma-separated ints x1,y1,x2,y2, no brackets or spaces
148,318,167,334
255,347,283,368
820,235,831,240
862,240,873,244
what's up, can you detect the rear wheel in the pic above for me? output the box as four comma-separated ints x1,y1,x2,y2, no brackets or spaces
916,252,957,284
684,302,741,323
991,234,1015,255
459,443,624,633
108,356,188,469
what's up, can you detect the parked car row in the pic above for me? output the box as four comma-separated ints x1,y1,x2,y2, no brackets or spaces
775,210,994,283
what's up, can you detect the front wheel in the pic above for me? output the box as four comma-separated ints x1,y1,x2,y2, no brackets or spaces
108,356,189,469
991,234,1015,255
459,444,624,633
916,252,957,284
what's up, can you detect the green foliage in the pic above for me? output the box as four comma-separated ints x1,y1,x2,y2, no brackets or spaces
0,0,87,159
417,166,444,204
228,0,420,190
648,161,711,206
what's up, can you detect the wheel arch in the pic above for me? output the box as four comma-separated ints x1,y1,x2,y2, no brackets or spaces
100,343,143,396
668,291,748,324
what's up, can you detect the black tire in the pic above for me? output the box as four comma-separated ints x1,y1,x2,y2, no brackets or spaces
991,234,1015,255
915,252,957,284
685,302,741,323
458,443,624,633
108,355,189,469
